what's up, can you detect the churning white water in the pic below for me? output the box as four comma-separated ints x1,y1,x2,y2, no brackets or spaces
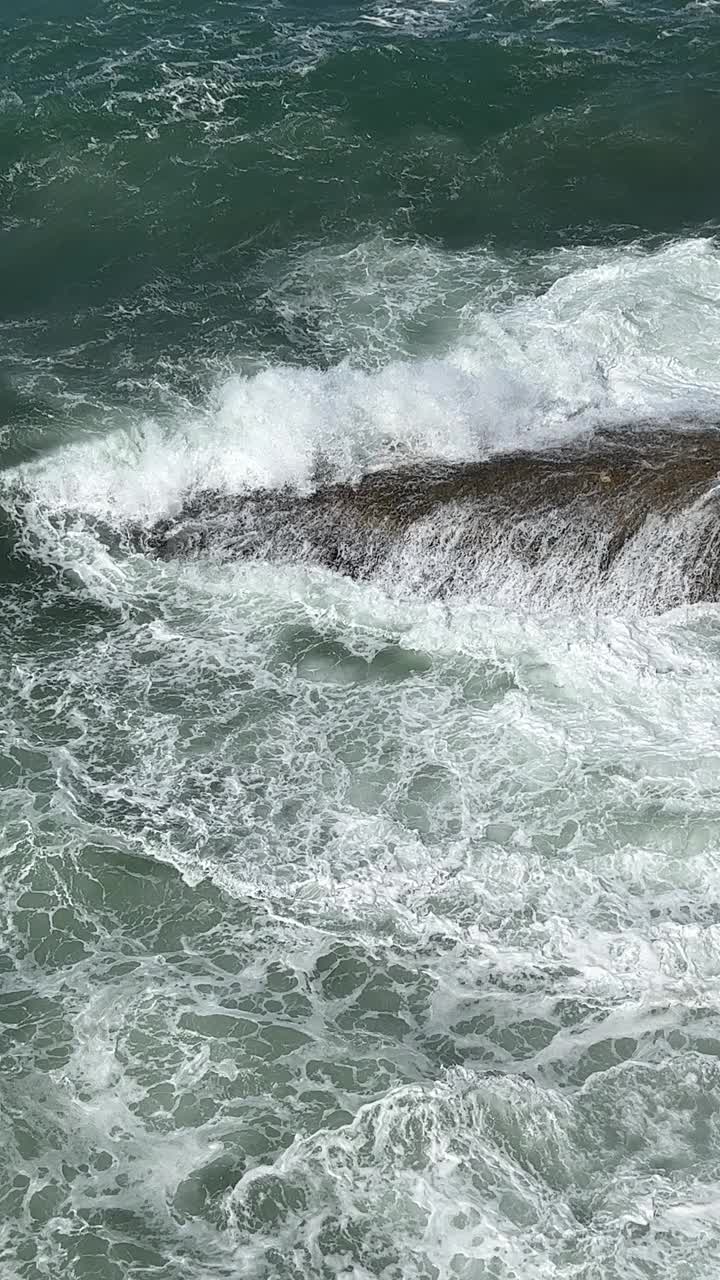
2,237,720,1278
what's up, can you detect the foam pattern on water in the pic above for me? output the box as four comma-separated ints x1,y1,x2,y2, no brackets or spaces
5,237,720,522
3,234,720,1277
2,534,720,1274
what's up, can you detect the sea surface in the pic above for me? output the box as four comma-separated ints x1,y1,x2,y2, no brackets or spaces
2,2,720,1277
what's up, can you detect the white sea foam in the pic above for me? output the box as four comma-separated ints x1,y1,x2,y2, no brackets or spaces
4,236,720,536
4,235,720,1278
3,236,720,619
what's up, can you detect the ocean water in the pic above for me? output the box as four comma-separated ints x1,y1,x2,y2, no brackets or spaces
2,2,720,1277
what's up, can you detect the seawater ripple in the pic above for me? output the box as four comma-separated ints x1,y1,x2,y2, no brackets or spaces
3,0,720,1277
2,0,720,392
2,542,720,1274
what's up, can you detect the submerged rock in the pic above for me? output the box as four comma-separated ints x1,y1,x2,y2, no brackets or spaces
141,425,720,610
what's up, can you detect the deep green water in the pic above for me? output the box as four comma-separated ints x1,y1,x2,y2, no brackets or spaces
3,2,720,1277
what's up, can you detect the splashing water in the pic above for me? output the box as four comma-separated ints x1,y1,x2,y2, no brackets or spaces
4,0,720,1276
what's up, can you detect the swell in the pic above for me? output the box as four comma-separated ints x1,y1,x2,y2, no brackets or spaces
3,4,720,359
141,426,720,612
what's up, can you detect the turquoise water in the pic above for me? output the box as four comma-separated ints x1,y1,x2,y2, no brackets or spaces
2,2,720,1277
